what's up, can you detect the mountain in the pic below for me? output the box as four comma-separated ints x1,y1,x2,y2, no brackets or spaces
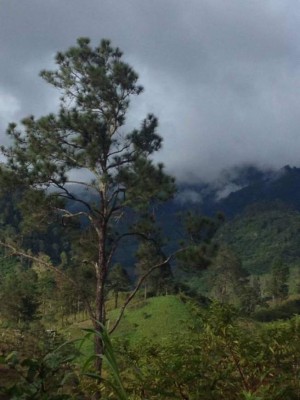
3,163,300,275
211,165,300,218
174,165,300,219
64,164,300,228
216,202,300,274
39,164,300,276
167,165,300,275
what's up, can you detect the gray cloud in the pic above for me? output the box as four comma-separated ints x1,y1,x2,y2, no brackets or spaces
1,0,300,181
176,189,203,205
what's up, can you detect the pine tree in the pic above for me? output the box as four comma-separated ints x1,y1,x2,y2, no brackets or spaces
177,212,224,273
0,267,40,326
268,258,289,304
0,37,175,388
210,246,249,307
108,263,131,308
135,241,174,298
134,212,174,298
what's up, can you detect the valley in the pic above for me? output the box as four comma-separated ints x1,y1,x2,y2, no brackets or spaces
1,163,300,398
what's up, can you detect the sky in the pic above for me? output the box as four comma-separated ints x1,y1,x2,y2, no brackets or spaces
1,0,300,183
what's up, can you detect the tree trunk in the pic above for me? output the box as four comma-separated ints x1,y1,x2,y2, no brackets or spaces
114,290,119,309
93,275,105,400
93,227,108,400
93,339,103,400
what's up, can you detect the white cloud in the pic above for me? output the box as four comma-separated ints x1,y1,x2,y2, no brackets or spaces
215,183,245,201
176,189,203,205
0,92,21,126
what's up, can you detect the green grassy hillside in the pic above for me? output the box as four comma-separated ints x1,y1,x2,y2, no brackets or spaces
108,295,193,343
71,295,194,359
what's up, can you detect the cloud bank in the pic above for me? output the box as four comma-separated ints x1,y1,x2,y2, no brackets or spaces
1,0,300,182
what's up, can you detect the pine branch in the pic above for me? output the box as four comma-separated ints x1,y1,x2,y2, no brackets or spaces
55,207,92,223
50,179,98,215
106,230,161,271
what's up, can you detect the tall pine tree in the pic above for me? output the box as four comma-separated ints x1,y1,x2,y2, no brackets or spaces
1,37,175,389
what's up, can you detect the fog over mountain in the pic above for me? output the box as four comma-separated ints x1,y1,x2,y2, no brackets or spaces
1,1,300,182
175,164,300,220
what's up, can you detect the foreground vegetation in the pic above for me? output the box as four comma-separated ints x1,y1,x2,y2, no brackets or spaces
1,298,300,399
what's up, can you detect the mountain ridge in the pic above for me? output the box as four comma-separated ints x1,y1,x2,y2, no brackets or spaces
174,164,300,218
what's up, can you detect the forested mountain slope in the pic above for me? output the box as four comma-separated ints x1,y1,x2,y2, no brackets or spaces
216,203,300,274
212,166,300,216
178,165,300,218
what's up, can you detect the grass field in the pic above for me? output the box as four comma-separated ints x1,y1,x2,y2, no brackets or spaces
72,295,194,360
109,295,193,342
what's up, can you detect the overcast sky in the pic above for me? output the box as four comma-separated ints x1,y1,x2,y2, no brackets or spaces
1,0,300,183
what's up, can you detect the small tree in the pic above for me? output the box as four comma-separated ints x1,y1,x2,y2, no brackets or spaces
1,37,175,389
210,246,249,308
0,267,40,326
134,212,174,298
108,263,131,308
268,258,289,304
135,241,173,298
178,212,223,269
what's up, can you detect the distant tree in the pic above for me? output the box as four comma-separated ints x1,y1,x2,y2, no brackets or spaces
108,263,131,308
0,37,175,389
135,241,174,299
0,267,40,326
295,273,300,295
210,246,249,308
238,276,264,314
177,212,224,273
268,258,289,304
135,214,174,298
34,269,57,318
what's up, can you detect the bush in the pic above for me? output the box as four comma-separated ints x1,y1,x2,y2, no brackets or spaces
0,328,80,399
114,303,300,399
253,299,300,322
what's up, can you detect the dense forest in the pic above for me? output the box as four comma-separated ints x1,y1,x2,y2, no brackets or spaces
0,38,300,400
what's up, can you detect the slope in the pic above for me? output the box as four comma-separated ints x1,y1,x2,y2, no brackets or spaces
217,202,300,274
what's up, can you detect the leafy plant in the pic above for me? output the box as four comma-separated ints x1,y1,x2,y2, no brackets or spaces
80,323,128,400
111,302,300,399
0,339,79,399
